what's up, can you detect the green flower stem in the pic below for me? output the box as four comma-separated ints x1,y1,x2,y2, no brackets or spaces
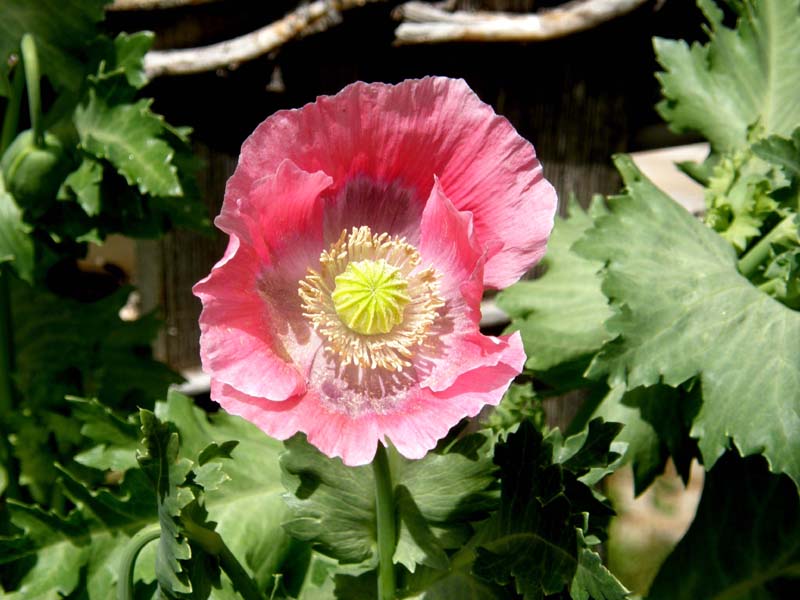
182,519,263,600
758,278,781,295
1,62,25,154
738,215,797,278
373,443,397,600
117,525,161,600
0,268,19,500
20,34,43,147
0,270,13,415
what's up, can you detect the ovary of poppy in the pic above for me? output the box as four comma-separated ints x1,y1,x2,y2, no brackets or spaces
194,77,557,466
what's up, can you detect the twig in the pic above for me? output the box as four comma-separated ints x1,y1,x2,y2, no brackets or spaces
143,0,384,78
109,0,221,10
393,0,649,44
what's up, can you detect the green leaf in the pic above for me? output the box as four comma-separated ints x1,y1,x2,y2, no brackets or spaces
294,553,339,600
70,397,141,472
280,432,498,573
59,158,103,216
703,148,788,252
95,31,153,90
401,564,507,599
628,385,699,484
483,382,545,437
280,440,374,565
138,406,263,600
497,197,612,376
156,391,299,592
0,503,93,599
550,418,624,476
0,0,108,95
591,385,665,494
0,177,33,282
137,409,195,597
752,128,800,182
74,91,182,197
570,530,628,600
762,247,800,308
1,393,297,599
655,0,800,152
57,462,156,532
473,420,619,599
575,155,800,487
648,452,800,599
11,279,181,412
400,436,498,526
592,383,699,493
394,486,449,572
333,570,378,600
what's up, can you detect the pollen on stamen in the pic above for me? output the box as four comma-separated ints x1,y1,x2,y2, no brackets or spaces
298,226,444,371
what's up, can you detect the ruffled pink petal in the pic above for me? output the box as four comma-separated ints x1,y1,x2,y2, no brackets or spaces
210,331,525,466
228,77,557,288
217,159,332,273
419,178,484,320
194,161,332,401
381,331,525,459
211,379,383,466
194,240,306,401
415,181,515,392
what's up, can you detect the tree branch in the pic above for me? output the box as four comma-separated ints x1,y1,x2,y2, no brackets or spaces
109,0,221,10
143,0,384,78
393,0,649,44
138,0,646,77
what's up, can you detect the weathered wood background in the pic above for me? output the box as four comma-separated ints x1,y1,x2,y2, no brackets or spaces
106,0,703,424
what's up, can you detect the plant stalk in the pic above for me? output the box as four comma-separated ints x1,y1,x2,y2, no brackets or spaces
117,525,161,600
20,34,43,147
182,519,263,600
1,62,25,154
0,270,14,416
0,267,19,500
738,215,797,278
372,443,397,600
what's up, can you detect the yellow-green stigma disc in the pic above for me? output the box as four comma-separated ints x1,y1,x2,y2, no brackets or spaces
332,259,411,335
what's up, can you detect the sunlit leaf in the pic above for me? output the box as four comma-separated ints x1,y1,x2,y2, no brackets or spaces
655,0,800,152
575,155,800,487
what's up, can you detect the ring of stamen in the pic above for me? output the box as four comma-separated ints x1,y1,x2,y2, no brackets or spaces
299,226,444,371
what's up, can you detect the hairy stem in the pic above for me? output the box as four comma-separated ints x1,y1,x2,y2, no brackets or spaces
0,270,13,416
117,525,160,600
0,268,19,500
738,215,797,278
20,34,43,147
182,519,263,600
1,62,25,154
373,443,397,600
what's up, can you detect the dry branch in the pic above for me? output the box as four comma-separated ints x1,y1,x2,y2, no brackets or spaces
109,0,221,10
143,0,383,78
393,0,649,44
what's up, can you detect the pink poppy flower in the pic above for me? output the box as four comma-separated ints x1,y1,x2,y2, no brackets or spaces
193,77,557,466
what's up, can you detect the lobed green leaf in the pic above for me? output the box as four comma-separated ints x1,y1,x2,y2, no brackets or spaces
473,419,623,600
497,197,612,380
575,155,800,487
74,91,182,198
655,0,800,152
281,432,498,575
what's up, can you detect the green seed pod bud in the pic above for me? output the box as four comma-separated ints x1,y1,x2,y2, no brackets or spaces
1,129,72,212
